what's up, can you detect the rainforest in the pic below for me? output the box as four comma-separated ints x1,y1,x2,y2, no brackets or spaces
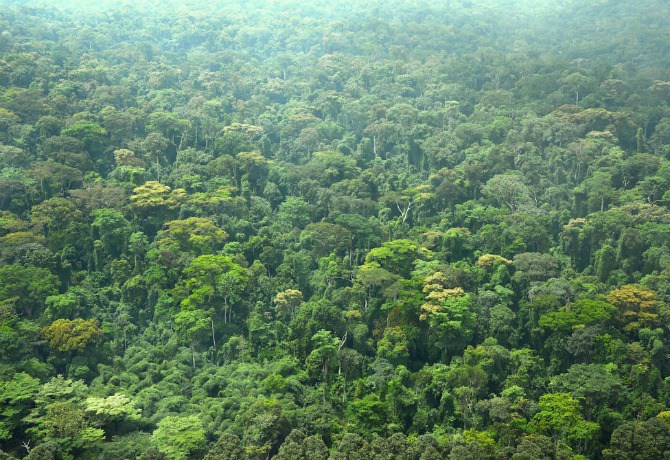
0,0,670,458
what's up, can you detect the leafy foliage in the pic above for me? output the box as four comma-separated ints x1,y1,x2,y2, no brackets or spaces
0,0,668,458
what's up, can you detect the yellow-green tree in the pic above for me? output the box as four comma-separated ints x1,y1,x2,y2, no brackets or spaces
607,285,664,335
42,319,104,352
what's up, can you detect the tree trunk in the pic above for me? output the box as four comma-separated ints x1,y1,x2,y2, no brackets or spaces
322,361,328,404
211,317,216,348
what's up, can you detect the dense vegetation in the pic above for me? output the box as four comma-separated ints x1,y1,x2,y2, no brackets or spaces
0,0,670,458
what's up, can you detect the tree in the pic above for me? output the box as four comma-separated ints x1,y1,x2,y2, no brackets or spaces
42,319,104,352
24,376,102,452
618,228,645,272
603,417,670,460
24,442,64,460
130,182,183,228
114,149,146,168
0,264,59,316
84,393,141,426
240,398,291,460
274,289,303,320
650,117,670,157
204,434,247,460
539,299,616,333
476,254,512,270
138,447,168,460
595,244,617,282
174,309,210,368
334,214,383,265
331,433,369,460
482,173,533,212
306,329,340,403
274,430,329,460
147,112,191,153
179,254,248,334
354,263,399,310
159,217,227,255
61,120,107,156
152,415,206,460
236,151,269,194
28,162,84,199
0,373,40,441
513,252,561,294
275,197,311,232
68,183,127,213
511,435,573,460
365,239,427,278
30,197,84,251
300,222,350,258
549,364,625,421
559,72,593,106
607,285,663,335
128,231,149,271
420,278,476,360
580,171,615,212
529,393,598,451
381,186,434,225
91,208,132,258
0,145,31,169
345,394,389,438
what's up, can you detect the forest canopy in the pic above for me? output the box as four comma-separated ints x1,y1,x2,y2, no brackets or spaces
0,0,669,458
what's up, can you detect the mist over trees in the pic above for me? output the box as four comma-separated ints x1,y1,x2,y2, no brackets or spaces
0,0,669,458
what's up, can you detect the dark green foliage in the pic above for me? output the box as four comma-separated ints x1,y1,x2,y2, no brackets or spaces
603,417,670,460
0,0,668,458
510,435,573,460
137,447,168,460
24,442,63,460
204,434,246,460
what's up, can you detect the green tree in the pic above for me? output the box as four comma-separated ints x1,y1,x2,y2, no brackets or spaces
482,173,533,212
607,285,663,335
0,264,59,316
91,208,132,258
511,435,573,460
159,217,227,255
84,393,141,429
539,299,616,333
240,398,291,460
274,289,304,320
30,197,84,251
529,393,598,451
61,120,107,156
204,434,247,460
24,442,64,460
152,415,206,460
130,182,183,228
42,319,104,352
365,239,427,278
603,417,670,460
174,309,210,368
421,280,476,360
276,197,311,232
345,394,389,438
306,329,340,403
0,373,40,441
